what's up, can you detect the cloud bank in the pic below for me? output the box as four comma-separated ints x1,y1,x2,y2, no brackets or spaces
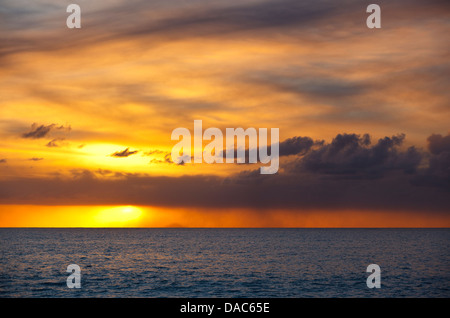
1,133,448,213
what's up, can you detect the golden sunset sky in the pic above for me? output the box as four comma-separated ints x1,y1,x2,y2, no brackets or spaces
0,0,449,227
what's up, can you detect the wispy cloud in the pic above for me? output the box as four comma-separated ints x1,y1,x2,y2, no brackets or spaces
46,138,65,148
110,148,139,157
22,123,56,139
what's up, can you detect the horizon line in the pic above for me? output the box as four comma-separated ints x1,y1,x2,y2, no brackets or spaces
1,227,448,229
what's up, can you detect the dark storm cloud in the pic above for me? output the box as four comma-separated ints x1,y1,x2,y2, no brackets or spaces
427,133,450,155
0,165,447,213
0,159,6,163
221,136,321,164
110,148,139,157
279,136,323,157
0,133,448,213
287,133,423,179
411,133,450,189
412,153,450,189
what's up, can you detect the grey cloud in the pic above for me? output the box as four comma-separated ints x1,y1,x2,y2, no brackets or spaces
22,123,55,139
279,136,323,156
219,136,321,164
252,75,368,100
287,133,423,179
114,0,449,42
427,133,450,155
0,165,447,213
22,123,70,142
411,133,450,189
0,133,448,213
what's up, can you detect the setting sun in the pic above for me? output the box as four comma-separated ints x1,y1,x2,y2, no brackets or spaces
0,0,448,302
0,0,448,227
94,206,143,227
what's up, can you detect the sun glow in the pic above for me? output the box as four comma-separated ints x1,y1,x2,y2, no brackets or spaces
95,206,143,227
1,205,449,228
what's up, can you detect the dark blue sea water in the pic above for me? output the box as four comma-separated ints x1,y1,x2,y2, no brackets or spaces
0,228,449,297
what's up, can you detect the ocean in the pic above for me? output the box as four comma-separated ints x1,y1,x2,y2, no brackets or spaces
0,228,449,298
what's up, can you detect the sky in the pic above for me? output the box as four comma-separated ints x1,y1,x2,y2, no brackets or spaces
0,0,449,227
